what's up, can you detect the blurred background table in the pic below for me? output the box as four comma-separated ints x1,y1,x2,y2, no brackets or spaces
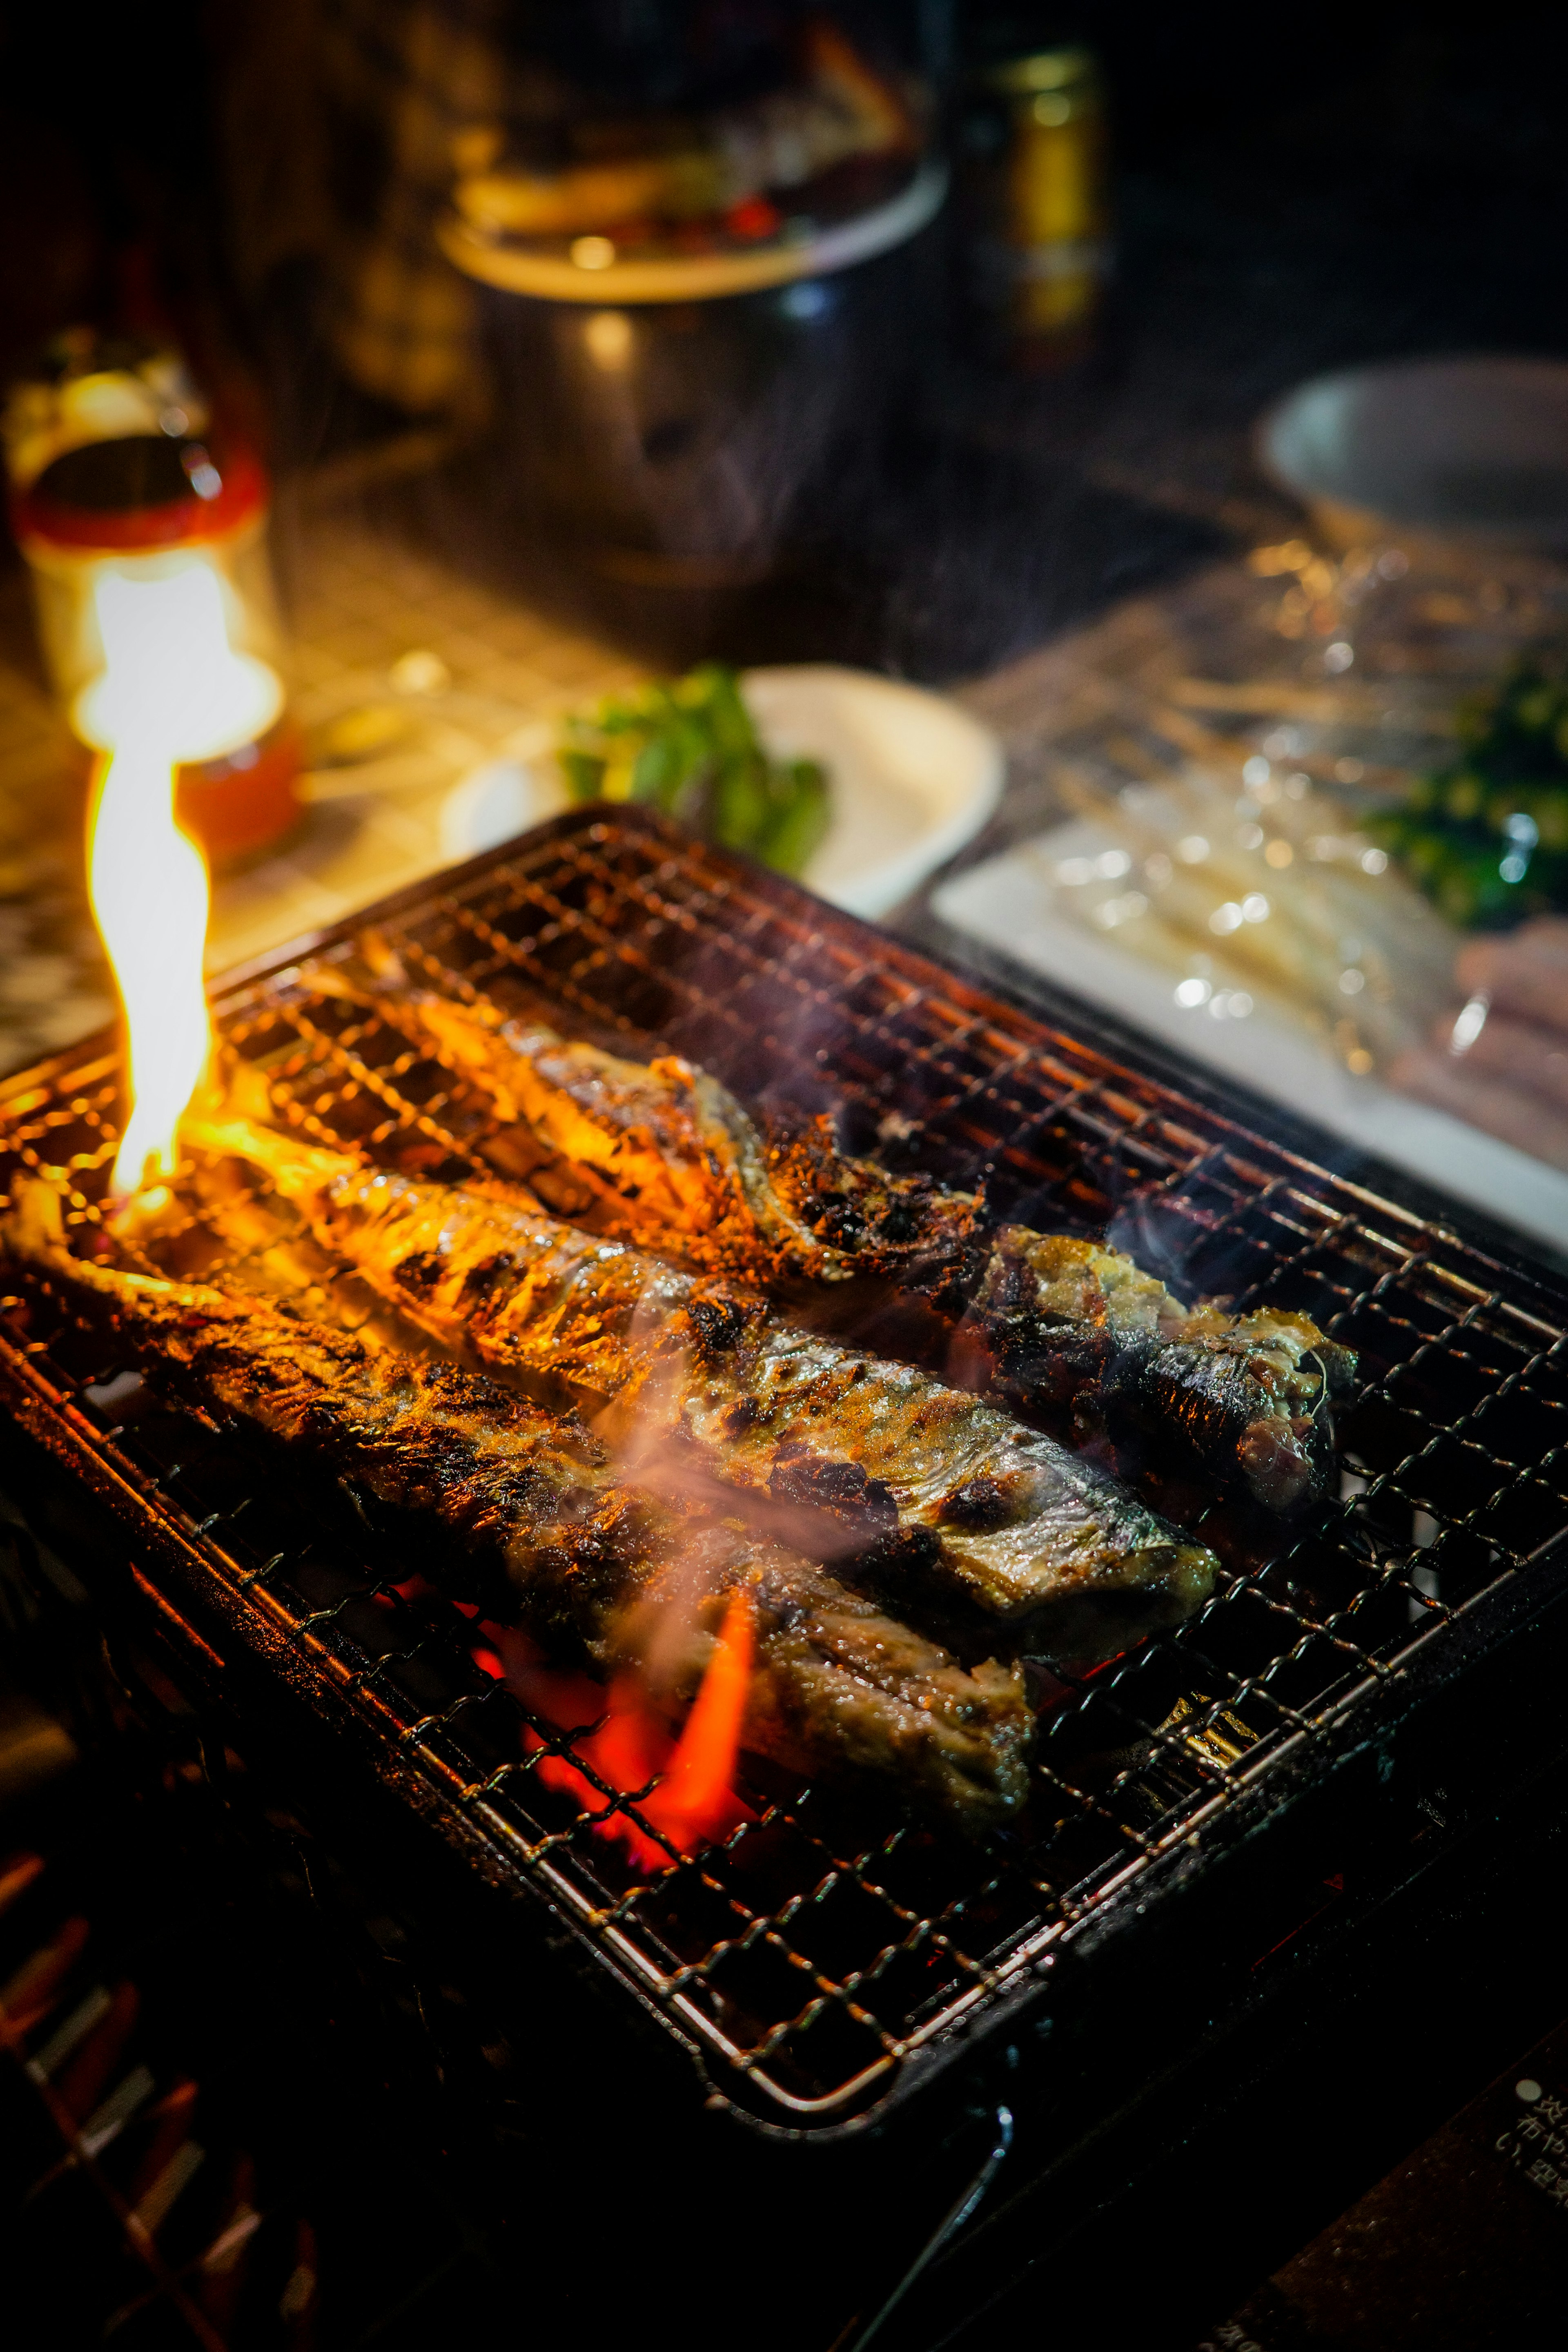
0,492,640,1072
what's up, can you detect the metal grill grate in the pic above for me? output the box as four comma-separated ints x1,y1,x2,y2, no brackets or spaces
3,805,1567,2127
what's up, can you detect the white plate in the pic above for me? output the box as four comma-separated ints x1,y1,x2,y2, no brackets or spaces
1258,356,1568,549
744,665,1002,917
440,666,1003,918
934,825,1568,1259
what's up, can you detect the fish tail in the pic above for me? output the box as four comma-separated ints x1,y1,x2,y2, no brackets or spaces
1,1176,236,1322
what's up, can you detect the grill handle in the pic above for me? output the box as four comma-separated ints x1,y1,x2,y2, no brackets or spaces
842,2102,1015,2352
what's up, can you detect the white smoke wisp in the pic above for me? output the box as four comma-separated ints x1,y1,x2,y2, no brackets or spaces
1103,1193,1208,1307
591,1270,886,1693
589,1283,748,1700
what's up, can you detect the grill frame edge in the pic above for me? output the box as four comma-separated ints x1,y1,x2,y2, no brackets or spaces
2,800,1566,2146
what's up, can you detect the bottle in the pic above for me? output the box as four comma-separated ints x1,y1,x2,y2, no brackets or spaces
4,330,299,865
956,43,1111,368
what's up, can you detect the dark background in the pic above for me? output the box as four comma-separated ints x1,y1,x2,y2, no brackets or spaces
4,2,1568,675
6,3,1566,374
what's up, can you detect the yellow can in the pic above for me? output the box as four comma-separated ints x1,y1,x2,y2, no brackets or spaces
960,45,1111,357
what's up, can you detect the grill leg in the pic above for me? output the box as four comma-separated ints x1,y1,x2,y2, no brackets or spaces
842,2103,1015,2352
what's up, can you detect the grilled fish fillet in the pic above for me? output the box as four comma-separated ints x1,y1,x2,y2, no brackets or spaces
0,1181,1031,1830
307,943,977,1284
315,956,1352,1512
971,1231,1359,1516
190,1113,1218,1659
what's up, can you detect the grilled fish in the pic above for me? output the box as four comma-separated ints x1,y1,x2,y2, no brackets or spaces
0,1181,1031,1830
968,1230,1357,1515
307,941,977,1285
190,1113,1218,1659
315,958,1353,1512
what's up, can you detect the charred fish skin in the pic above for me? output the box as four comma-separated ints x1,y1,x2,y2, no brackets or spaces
310,950,844,1280
0,1184,1032,1830
192,1117,1219,1660
972,1230,1357,1515
752,1111,977,1285
671,1314,1218,1649
307,946,978,1286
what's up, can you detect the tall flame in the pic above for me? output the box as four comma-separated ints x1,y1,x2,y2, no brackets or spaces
82,565,276,1197
90,735,211,1197
647,1588,754,1851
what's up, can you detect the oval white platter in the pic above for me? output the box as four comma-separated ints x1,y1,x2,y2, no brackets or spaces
934,822,1568,1261
439,664,1004,921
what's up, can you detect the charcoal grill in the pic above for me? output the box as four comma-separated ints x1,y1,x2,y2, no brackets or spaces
3,804,1568,2275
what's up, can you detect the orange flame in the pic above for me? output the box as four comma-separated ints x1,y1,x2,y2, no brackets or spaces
80,564,278,1198
477,1594,755,1869
89,742,210,1198
644,1588,754,1853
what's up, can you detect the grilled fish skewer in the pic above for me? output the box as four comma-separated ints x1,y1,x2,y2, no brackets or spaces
1,1183,1031,1830
971,1231,1359,1516
312,955,1352,1511
190,1113,1218,1659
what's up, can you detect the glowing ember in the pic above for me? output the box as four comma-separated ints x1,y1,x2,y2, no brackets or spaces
479,1594,755,1867
480,1642,676,1871
81,565,280,1198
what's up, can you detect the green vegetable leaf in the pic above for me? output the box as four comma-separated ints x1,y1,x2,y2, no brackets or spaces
555,664,834,879
559,748,607,803
759,760,831,876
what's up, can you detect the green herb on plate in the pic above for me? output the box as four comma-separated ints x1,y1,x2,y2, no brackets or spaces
1366,656,1568,929
558,664,831,877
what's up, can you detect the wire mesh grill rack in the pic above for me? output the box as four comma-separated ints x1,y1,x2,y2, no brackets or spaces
3,804,1567,2131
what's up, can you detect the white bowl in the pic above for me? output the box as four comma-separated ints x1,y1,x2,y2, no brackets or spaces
1258,356,1568,549
441,665,1003,918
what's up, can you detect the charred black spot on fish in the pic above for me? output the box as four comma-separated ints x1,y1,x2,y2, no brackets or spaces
994,1316,1112,1401
461,1253,512,1299
860,1515,945,1571
1069,1383,1114,1446
911,1261,975,1321
938,1475,1015,1532
802,1193,866,1249
988,1258,1043,1316
394,1249,448,1294
770,1449,899,1530
876,1203,922,1243
686,1296,751,1357
853,1521,944,1585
